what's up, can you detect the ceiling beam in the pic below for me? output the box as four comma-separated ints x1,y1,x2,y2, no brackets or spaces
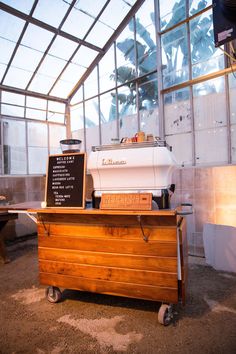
0,84,68,104
0,2,104,53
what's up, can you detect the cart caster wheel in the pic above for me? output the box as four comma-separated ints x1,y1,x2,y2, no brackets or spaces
46,286,62,303
158,304,173,326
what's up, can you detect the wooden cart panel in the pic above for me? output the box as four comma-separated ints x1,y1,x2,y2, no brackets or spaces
35,209,186,304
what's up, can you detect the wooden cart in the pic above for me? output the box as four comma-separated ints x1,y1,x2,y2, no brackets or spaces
30,207,188,325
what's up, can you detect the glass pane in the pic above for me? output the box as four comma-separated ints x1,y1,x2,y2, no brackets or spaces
118,85,137,120
2,119,26,174
1,104,25,117
116,20,136,83
86,22,113,48
70,104,85,153
99,46,115,94
50,63,86,98
193,77,227,130
62,6,94,39
3,65,33,89
48,101,65,123
166,133,192,167
26,96,47,110
159,0,186,31
189,0,211,16
48,36,78,61
37,55,67,79
2,91,25,105
49,124,66,154
0,37,16,64
29,55,66,93
190,10,224,79
0,10,25,42
0,63,7,81
84,67,98,99
7,45,44,72
70,87,83,105
21,24,54,52
98,0,132,30
99,93,117,145
1,0,35,14
33,0,70,28
28,72,56,94
71,104,84,131
231,125,236,163
139,75,159,136
85,98,100,152
164,88,191,135
74,0,108,18
28,122,48,147
48,101,65,113
162,24,189,88
135,0,156,75
228,73,236,124
118,86,138,140
195,127,228,165
72,46,98,68
28,147,48,174
26,108,46,120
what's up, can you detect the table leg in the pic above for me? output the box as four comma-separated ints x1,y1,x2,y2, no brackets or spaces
0,221,10,264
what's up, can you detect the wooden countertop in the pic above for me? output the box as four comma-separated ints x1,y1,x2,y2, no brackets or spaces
29,207,177,216
0,201,179,216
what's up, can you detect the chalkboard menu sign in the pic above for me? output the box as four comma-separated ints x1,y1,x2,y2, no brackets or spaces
45,153,86,208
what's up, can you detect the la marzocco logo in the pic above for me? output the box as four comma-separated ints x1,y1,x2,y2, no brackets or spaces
102,158,127,165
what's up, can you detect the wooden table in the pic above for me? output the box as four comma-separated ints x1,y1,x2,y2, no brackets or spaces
30,207,188,325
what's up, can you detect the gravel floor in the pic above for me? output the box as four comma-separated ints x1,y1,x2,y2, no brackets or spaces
0,237,236,354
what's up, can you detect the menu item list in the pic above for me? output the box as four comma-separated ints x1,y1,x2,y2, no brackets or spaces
46,153,85,208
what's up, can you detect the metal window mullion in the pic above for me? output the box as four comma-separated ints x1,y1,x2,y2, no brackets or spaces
82,85,87,152
97,64,102,145
225,73,232,164
65,103,71,139
114,41,119,139
186,1,195,166
155,0,164,139
24,95,29,174
132,15,139,131
46,100,50,156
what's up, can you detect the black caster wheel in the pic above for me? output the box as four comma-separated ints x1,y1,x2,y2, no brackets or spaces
158,304,173,326
46,286,62,303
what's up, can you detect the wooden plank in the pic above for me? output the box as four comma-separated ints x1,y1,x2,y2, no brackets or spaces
39,260,177,288
37,223,177,241
38,235,177,257
38,247,177,272
100,193,152,210
37,213,177,226
39,272,179,303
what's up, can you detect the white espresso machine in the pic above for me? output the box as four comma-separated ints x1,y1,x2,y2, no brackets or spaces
87,140,177,209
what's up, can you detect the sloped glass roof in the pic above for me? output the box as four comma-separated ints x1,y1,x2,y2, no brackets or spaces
0,0,143,102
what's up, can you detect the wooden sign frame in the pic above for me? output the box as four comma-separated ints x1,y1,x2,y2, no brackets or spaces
45,152,86,208
100,193,152,210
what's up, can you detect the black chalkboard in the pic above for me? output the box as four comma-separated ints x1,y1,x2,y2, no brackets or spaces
45,153,86,208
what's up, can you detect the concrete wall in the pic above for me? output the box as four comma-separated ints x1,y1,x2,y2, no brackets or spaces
1,167,236,256
0,176,45,240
